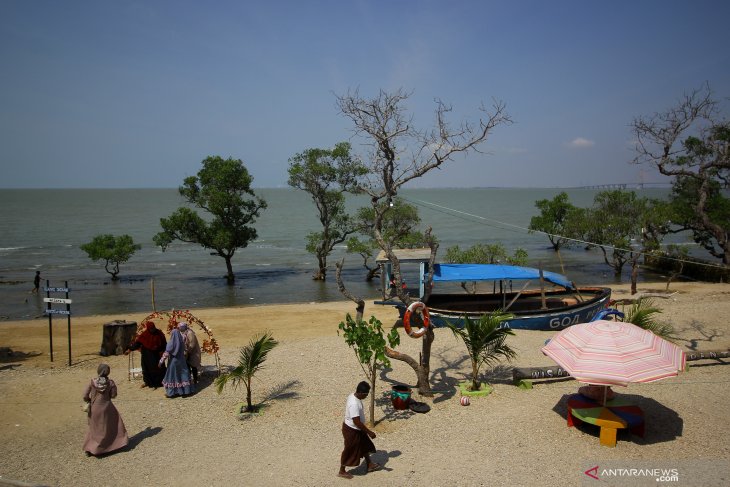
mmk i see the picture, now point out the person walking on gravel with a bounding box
[338,381,382,479]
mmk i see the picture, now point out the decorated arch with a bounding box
[140,309,221,372]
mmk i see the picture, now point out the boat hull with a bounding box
[389,287,612,331]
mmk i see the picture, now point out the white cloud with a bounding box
[566,137,595,148]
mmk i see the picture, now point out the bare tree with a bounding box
[631,85,730,264]
[335,88,511,395]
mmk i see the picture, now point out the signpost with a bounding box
[44,281,73,365]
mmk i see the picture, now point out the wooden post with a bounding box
[500,280,505,308]
[46,280,53,362]
[65,281,72,366]
[557,248,566,275]
[539,264,547,310]
[571,281,585,302]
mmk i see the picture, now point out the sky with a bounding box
[1,0,729,189]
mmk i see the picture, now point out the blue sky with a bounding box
[1,0,728,189]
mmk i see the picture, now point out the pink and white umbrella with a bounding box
[541,320,686,388]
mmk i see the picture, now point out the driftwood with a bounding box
[513,349,730,384]
[612,292,678,305]
[512,366,572,382]
[685,349,730,361]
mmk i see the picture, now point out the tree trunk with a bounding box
[368,363,376,427]
[105,260,120,281]
[225,256,235,285]
[246,383,253,412]
[335,258,365,321]
[471,360,480,391]
[385,325,434,397]
[630,259,639,295]
[336,232,438,397]
[313,254,327,280]
[381,232,438,396]
[99,320,137,356]
[666,261,684,291]
[365,267,378,282]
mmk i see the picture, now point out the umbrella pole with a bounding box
[602,385,608,406]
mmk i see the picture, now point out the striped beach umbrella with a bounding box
[541,319,686,388]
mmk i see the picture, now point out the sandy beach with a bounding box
[1,281,729,487]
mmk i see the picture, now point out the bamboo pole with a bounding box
[151,278,156,312]
[539,264,547,310]
[504,281,532,312]
[557,248,566,275]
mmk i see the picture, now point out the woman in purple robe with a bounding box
[159,327,195,398]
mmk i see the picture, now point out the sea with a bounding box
[0,187,692,320]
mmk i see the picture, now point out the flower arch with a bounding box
[140,309,221,373]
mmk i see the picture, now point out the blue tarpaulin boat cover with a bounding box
[431,264,574,289]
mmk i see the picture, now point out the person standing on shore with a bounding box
[31,271,41,293]
[178,322,201,384]
[124,321,167,389]
[159,327,195,398]
[338,381,381,479]
[82,363,129,457]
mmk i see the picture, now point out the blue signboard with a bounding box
[45,309,71,316]
[45,287,70,292]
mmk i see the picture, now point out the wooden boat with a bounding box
[377,261,611,331]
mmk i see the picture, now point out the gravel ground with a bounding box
[0,282,729,487]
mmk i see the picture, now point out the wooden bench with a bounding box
[566,394,645,447]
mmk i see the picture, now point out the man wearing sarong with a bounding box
[338,381,381,479]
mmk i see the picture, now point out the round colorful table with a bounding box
[566,394,645,447]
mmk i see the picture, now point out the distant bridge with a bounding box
[573,182,672,190]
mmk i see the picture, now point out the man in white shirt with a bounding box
[338,381,381,479]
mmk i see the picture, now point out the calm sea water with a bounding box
[0,187,687,320]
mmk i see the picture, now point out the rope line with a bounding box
[402,196,727,271]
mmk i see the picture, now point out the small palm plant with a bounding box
[215,331,278,413]
[623,298,677,342]
[446,311,517,392]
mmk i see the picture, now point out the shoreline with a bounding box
[1,281,728,367]
[0,272,704,322]
[1,281,729,486]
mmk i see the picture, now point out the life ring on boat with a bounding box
[403,301,430,338]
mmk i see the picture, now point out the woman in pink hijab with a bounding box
[82,363,128,456]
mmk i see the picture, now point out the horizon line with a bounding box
[0,184,669,191]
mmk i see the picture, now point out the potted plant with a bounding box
[446,312,517,397]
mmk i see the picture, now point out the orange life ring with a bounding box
[403,301,430,338]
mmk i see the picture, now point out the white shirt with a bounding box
[343,393,365,430]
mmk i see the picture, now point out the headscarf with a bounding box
[93,363,110,392]
[136,321,166,351]
[165,328,185,359]
[177,322,190,347]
